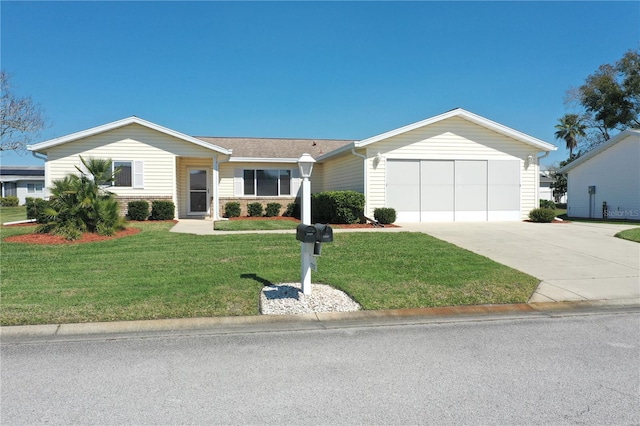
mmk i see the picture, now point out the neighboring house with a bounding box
[558,129,640,220]
[539,171,567,204]
[0,166,45,205]
[27,108,557,222]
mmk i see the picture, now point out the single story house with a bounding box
[27,108,557,222]
[539,171,567,204]
[558,129,640,220]
[0,166,45,205]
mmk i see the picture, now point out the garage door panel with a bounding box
[421,161,454,218]
[488,160,520,217]
[386,160,420,221]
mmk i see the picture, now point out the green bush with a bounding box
[26,198,50,223]
[529,208,557,223]
[150,200,175,220]
[374,207,397,224]
[312,190,365,224]
[224,202,241,218]
[265,202,282,217]
[283,201,300,219]
[127,200,149,221]
[539,199,556,210]
[247,202,263,217]
[1,196,19,207]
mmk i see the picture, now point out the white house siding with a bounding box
[566,134,640,219]
[317,151,364,193]
[44,123,222,217]
[366,116,539,220]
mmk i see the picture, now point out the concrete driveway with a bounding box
[399,221,640,303]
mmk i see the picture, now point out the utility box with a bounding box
[588,186,596,194]
[296,224,318,243]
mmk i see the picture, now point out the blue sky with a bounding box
[1,1,638,167]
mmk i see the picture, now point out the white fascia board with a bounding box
[228,157,299,163]
[315,143,357,161]
[353,108,557,152]
[27,116,232,155]
[558,129,640,174]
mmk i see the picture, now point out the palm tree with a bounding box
[554,114,586,159]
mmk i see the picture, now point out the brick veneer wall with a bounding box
[219,197,297,217]
[116,196,174,217]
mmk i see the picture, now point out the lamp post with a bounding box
[298,153,316,295]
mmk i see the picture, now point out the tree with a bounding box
[38,156,125,240]
[554,114,586,158]
[0,70,47,152]
[562,48,640,151]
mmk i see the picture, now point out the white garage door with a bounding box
[386,160,520,222]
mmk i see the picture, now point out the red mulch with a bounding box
[4,227,141,245]
[227,216,399,228]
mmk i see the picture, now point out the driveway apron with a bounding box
[400,221,640,303]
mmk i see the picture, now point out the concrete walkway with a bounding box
[400,221,640,303]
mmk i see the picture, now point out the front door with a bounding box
[188,169,209,215]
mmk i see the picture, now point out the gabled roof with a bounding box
[196,136,353,162]
[558,129,640,174]
[317,108,556,160]
[27,116,232,155]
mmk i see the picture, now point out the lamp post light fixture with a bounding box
[298,153,316,295]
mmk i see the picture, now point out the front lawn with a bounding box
[1,222,539,325]
[0,206,27,224]
[214,218,299,231]
[615,228,640,243]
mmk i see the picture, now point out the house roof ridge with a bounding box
[195,135,356,142]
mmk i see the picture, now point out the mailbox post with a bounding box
[298,153,316,295]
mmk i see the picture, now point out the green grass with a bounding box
[615,228,640,243]
[1,222,539,325]
[0,206,28,224]
[557,213,640,225]
[214,219,299,231]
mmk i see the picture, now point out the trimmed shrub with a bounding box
[284,201,300,219]
[127,200,149,221]
[539,199,556,210]
[312,190,365,224]
[26,198,49,223]
[150,200,175,220]
[1,196,19,207]
[224,202,241,218]
[247,202,263,217]
[529,208,556,223]
[374,207,397,224]
[265,202,282,217]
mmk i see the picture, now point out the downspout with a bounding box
[213,153,232,221]
[31,151,49,199]
[535,151,550,208]
[351,148,367,216]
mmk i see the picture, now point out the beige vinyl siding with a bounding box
[176,157,215,218]
[218,162,300,198]
[318,151,364,193]
[45,123,219,198]
[366,116,539,219]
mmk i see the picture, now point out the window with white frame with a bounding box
[27,183,44,193]
[242,169,292,196]
[111,161,143,188]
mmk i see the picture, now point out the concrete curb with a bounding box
[2,298,638,340]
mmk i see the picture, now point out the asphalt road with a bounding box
[2,311,639,425]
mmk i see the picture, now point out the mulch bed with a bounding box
[226,216,399,228]
[4,227,141,245]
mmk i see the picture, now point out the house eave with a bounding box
[27,116,232,155]
[558,129,640,174]
[228,157,300,163]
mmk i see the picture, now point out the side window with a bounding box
[113,161,133,187]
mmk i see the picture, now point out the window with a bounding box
[27,183,43,193]
[113,161,132,187]
[110,161,143,188]
[242,169,292,196]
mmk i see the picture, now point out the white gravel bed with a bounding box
[260,282,361,315]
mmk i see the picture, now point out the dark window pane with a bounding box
[244,170,255,195]
[280,170,291,195]
[256,169,278,196]
[190,170,207,190]
[114,162,132,187]
[190,192,207,212]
